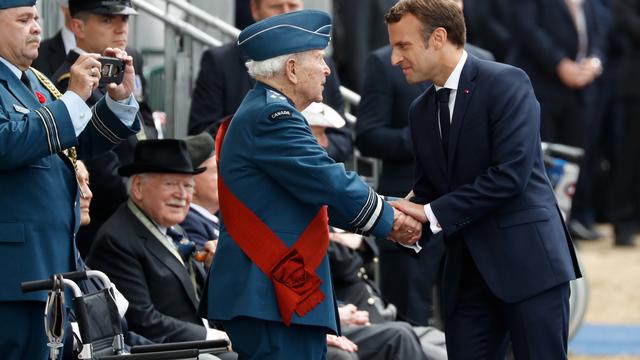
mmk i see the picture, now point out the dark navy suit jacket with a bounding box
[409,55,581,315]
[188,42,353,163]
[508,0,606,101]
[180,207,219,248]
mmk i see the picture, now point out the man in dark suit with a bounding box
[52,0,160,258]
[188,0,353,163]
[86,139,231,347]
[386,0,581,358]
[0,1,142,359]
[509,0,607,239]
[32,0,74,78]
[356,6,494,325]
[608,0,640,246]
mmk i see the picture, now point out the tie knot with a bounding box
[167,227,196,261]
[167,227,184,243]
[436,88,450,104]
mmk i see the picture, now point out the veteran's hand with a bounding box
[104,47,136,101]
[327,335,358,353]
[203,240,217,269]
[68,53,102,101]
[388,208,422,245]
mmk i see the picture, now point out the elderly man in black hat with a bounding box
[0,1,141,359]
[86,139,231,351]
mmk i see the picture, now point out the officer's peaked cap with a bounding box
[238,10,332,61]
[69,0,137,16]
[0,0,36,10]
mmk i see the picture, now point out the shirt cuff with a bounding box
[425,203,442,234]
[61,91,92,137]
[398,241,422,253]
[105,93,139,128]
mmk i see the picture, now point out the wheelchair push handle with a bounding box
[21,270,88,293]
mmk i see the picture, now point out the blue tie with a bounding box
[167,227,195,262]
[436,88,451,159]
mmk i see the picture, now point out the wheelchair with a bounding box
[21,270,229,360]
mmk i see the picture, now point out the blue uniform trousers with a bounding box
[0,301,57,360]
[223,316,327,360]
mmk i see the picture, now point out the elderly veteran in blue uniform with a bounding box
[0,1,141,359]
[204,10,422,360]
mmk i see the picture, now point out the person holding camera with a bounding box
[51,0,161,259]
[0,1,141,359]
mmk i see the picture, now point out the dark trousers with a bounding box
[222,316,327,360]
[0,301,52,360]
[444,245,570,360]
[609,101,640,222]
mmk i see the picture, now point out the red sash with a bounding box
[215,117,329,326]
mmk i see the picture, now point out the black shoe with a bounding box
[569,219,602,240]
[614,222,636,247]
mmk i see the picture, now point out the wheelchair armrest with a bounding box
[130,339,229,354]
[97,348,199,360]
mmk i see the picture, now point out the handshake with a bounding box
[387,198,428,246]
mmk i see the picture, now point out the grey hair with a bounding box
[126,173,148,196]
[245,52,307,79]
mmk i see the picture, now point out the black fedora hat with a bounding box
[118,139,206,177]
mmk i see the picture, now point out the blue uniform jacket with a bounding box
[205,83,394,333]
[0,62,140,302]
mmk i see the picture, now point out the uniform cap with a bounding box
[69,0,137,16]
[238,9,331,61]
[0,0,37,10]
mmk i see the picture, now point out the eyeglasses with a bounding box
[161,180,195,194]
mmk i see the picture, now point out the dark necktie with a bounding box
[436,88,451,158]
[167,227,195,262]
[20,71,33,93]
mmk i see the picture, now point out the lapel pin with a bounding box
[464,89,470,94]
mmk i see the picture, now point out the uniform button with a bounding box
[373,257,379,263]
[363,274,368,280]
[367,297,375,305]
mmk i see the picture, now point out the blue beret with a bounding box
[238,9,331,61]
[0,0,36,9]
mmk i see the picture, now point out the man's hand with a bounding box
[327,334,358,352]
[68,53,102,101]
[104,47,136,101]
[390,198,427,223]
[203,240,217,269]
[388,207,422,245]
[557,58,595,89]
[338,304,370,326]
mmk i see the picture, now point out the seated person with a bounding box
[330,241,447,360]
[181,132,220,249]
[86,139,230,350]
[63,160,158,360]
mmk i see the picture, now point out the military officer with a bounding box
[204,9,422,359]
[0,1,141,359]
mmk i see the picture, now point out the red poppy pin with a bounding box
[464,89,470,94]
[35,91,46,104]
